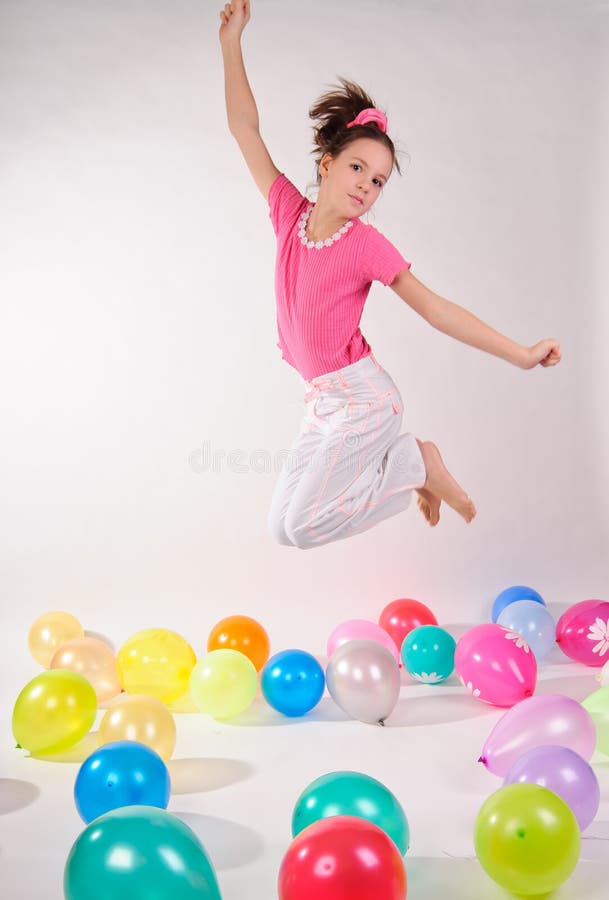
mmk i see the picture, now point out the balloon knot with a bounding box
[378,719,386,727]
[478,756,486,765]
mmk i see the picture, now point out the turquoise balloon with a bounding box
[292,770,409,855]
[64,806,222,899]
[401,625,456,683]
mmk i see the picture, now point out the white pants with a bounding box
[268,354,426,549]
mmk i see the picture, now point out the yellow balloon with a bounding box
[117,628,196,704]
[190,649,258,719]
[50,637,121,703]
[98,693,177,762]
[28,611,84,667]
[12,670,97,754]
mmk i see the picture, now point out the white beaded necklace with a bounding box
[297,204,354,250]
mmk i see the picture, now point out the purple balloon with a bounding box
[479,693,597,776]
[503,745,600,831]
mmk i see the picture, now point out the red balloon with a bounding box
[379,599,438,654]
[278,816,407,900]
[556,599,609,666]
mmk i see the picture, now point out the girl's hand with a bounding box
[219,0,251,44]
[522,339,562,369]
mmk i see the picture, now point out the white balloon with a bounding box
[326,640,400,725]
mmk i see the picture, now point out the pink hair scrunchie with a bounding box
[346,107,388,133]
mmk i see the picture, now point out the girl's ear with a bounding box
[319,152,333,179]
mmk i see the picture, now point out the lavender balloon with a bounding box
[479,694,597,776]
[503,745,600,831]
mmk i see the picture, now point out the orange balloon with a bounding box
[28,611,84,667]
[98,694,177,762]
[207,615,270,671]
[50,637,121,703]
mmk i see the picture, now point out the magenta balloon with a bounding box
[455,624,537,707]
[479,694,597,776]
[556,599,609,666]
[503,745,600,831]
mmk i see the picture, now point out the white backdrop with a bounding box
[1,0,608,667]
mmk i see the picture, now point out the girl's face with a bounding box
[320,138,393,218]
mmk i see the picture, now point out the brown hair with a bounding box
[309,77,401,184]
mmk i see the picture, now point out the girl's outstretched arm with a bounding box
[219,0,281,200]
[390,268,561,370]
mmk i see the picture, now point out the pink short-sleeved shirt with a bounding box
[268,174,411,381]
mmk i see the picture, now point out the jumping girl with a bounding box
[219,0,561,550]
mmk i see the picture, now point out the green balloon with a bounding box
[292,770,409,855]
[582,686,609,757]
[401,625,456,683]
[64,806,222,899]
[474,784,580,896]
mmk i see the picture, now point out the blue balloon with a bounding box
[74,740,170,823]
[401,625,456,683]
[261,649,325,717]
[497,600,556,660]
[492,585,545,623]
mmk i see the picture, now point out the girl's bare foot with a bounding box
[416,488,441,526]
[416,440,477,524]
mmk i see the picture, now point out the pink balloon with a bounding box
[556,599,609,667]
[479,694,597,776]
[327,619,400,663]
[455,624,537,707]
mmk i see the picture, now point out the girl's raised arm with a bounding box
[219,1,281,200]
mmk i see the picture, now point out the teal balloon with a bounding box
[292,770,409,855]
[401,625,456,683]
[64,806,222,899]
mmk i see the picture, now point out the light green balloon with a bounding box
[189,649,257,719]
[64,806,221,899]
[474,783,580,895]
[292,770,409,854]
[12,669,97,754]
[582,686,609,756]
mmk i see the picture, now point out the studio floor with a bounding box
[1,641,609,900]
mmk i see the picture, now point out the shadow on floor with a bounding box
[31,731,99,764]
[387,693,493,728]
[172,809,264,870]
[0,778,40,815]
[225,696,350,727]
[168,756,255,794]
